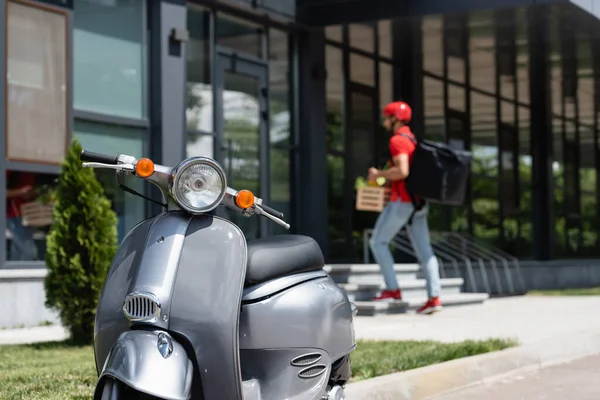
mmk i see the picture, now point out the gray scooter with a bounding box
[80,150,357,400]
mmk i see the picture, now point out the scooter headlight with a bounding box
[170,157,227,213]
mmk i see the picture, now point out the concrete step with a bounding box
[325,264,421,283]
[353,293,489,316]
[339,278,464,301]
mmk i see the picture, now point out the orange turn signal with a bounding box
[135,158,155,178]
[235,190,255,209]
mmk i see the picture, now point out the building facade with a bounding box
[3,0,600,272]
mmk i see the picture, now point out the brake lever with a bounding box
[254,205,290,230]
[82,162,135,172]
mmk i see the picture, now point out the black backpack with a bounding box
[400,134,473,222]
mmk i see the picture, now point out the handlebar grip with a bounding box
[261,204,284,220]
[81,149,119,165]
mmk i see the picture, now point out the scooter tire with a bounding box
[99,377,162,400]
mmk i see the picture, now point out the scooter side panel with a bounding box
[94,217,155,374]
[239,275,355,360]
[169,216,247,400]
[240,348,331,400]
[239,276,355,399]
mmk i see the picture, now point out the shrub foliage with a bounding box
[44,138,118,344]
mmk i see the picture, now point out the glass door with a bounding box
[215,53,268,240]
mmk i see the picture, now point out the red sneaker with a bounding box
[416,297,443,314]
[372,289,402,301]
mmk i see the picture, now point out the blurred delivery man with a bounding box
[367,101,442,315]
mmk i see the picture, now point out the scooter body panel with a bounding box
[239,275,356,400]
[94,212,248,400]
[95,330,193,400]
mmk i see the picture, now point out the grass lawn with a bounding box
[0,338,517,399]
[351,338,518,381]
[527,287,600,296]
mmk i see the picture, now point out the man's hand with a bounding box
[368,168,380,182]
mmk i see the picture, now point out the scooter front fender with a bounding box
[94,330,193,400]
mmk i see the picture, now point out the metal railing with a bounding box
[362,229,526,295]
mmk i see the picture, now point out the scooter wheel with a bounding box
[99,378,162,400]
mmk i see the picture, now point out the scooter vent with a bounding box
[298,364,327,379]
[291,353,322,366]
[123,292,161,323]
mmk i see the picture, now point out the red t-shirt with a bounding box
[388,126,417,203]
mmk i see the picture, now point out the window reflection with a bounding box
[378,20,392,58]
[471,92,498,177]
[325,25,342,42]
[350,53,375,86]
[326,46,344,151]
[269,28,292,235]
[216,14,264,59]
[187,6,212,133]
[422,15,443,75]
[469,10,495,93]
[349,23,374,53]
[6,170,57,262]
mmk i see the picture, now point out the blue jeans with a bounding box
[369,201,441,298]
[7,217,38,261]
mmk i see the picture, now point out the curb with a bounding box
[345,327,600,400]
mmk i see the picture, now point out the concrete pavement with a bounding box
[430,353,600,400]
[0,325,69,345]
[354,295,600,343]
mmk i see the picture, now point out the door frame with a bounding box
[344,82,379,259]
[214,48,270,237]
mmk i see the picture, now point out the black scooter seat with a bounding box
[245,235,324,287]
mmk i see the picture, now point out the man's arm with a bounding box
[378,154,409,181]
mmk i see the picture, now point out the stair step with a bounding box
[339,278,464,301]
[325,264,421,282]
[325,264,420,274]
[339,278,463,292]
[353,293,489,316]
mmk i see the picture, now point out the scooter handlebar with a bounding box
[81,149,119,165]
[260,204,284,220]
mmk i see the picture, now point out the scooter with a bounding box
[81,150,357,400]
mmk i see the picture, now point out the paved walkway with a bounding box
[430,353,600,400]
[354,296,600,344]
[2,296,600,346]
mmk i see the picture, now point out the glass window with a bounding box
[73,0,147,119]
[349,23,374,53]
[349,53,375,86]
[378,20,392,58]
[6,170,58,262]
[422,15,443,75]
[423,77,445,142]
[326,46,344,151]
[6,0,68,164]
[187,133,214,158]
[325,25,342,42]
[379,62,393,114]
[216,14,264,59]
[187,6,212,133]
[471,92,498,178]
[448,84,465,112]
[269,29,291,146]
[269,29,292,235]
[469,10,496,93]
[74,120,146,241]
[327,154,345,261]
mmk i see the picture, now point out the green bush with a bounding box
[44,138,118,344]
